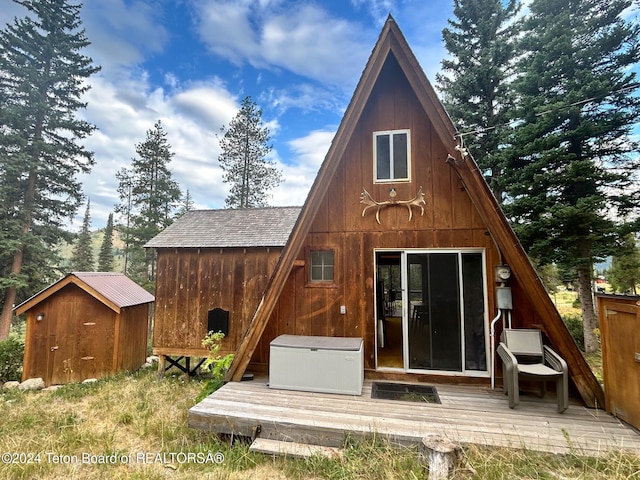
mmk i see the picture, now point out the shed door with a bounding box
[601,301,640,429]
[48,299,79,385]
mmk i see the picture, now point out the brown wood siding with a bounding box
[153,247,282,357]
[249,54,540,373]
[597,295,640,429]
[22,284,117,385]
[115,303,150,372]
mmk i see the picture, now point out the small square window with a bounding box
[310,250,334,282]
[374,129,410,182]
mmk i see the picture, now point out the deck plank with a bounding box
[189,379,640,456]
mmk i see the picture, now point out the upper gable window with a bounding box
[374,129,410,183]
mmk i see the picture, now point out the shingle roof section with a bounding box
[144,207,302,248]
[72,272,155,308]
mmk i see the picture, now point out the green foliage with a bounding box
[501,0,640,354]
[196,331,234,402]
[218,96,282,208]
[0,0,100,337]
[504,0,640,271]
[97,212,115,271]
[0,337,24,383]
[534,262,562,294]
[607,233,640,294]
[70,199,94,271]
[437,0,520,203]
[115,120,181,285]
[562,313,585,351]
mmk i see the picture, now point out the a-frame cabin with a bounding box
[224,16,604,408]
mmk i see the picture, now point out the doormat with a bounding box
[371,382,441,404]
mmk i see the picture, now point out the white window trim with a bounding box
[373,129,411,183]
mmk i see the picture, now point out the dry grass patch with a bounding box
[0,369,267,479]
[1,368,639,479]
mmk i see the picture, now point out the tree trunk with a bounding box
[0,246,25,339]
[0,165,38,339]
[577,262,598,354]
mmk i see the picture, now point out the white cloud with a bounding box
[76,71,244,230]
[270,129,335,206]
[350,0,398,24]
[82,0,170,72]
[192,0,372,88]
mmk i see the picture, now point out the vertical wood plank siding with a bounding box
[249,55,502,370]
[153,247,283,357]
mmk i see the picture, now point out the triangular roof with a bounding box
[225,16,604,408]
[14,272,155,315]
[144,207,301,249]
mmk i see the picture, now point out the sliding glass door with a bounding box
[405,250,487,373]
[375,249,488,374]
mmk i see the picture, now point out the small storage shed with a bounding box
[144,207,301,371]
[15,272,154,386]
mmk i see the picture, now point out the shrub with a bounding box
[562,313,584,351]
[0,337,24,383]
[196,331,234,402]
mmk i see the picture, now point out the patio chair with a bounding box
[497,329,568,413]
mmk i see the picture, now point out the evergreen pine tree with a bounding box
[115,120,181,287]
[98,212,115,272]
[218,96,282,208]
[0,0,100,338]
[436,0,520,202]
[70,199,94,271]
[177,189,195,216]
[504,0,640,353]
[608,234,640,295]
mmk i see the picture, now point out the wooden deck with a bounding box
[188,378,640,456]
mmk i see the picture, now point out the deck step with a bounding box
[249,438,342,459]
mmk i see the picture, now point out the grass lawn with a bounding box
[1,367,638,479]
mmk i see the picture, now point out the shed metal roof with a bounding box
[72,272,155,308]
[14,272,154,315]
[144,207,302,249]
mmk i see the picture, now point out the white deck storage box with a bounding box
[269,335,364,395]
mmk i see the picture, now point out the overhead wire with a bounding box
[454,82,640,139]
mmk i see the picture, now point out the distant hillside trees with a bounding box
[70,200,95,271]
[218,96,282,208]
[0,0,100,339]
[115,120,182,289]
[98,213,115,272]
[607,234,640,295]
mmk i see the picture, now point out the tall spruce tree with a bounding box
[218,96,282,208]
[0,0,100,338]
[98,212,115,272]
[437,0,520,203]
[70,199,94,271]
[115,120,181,287]
[504,0,640,353]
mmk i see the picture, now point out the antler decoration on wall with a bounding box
[360,187,425,224]
[447,134,469,165]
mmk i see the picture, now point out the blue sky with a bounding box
[1,0,457,230]
[1,0,638,232]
